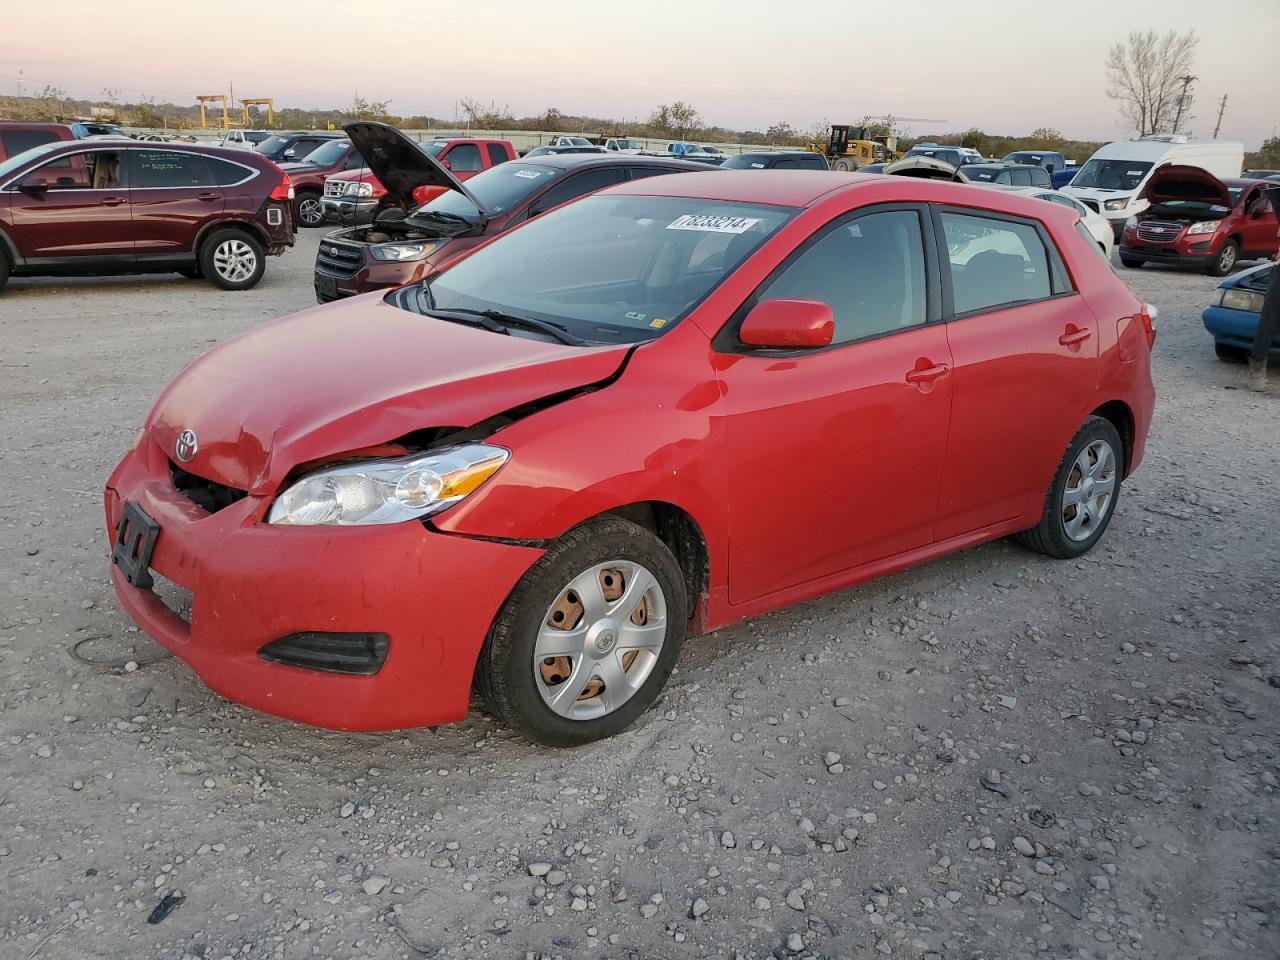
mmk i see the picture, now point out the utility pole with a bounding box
[1171,74,1196,134]
[1212,94,1228,139]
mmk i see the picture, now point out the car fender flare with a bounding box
[194,217,269,253]
[0,225,20,266]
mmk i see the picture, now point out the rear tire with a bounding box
[295,191,323,228]
[1207,239,1238,277]
[1014,416,1123,560]
[833,158,854,172]
[199,229,265,291]
[1214,342,1249,364]
[476,517,687,747]
[1119,256,1145,269]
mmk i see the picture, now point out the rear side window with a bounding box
[1029,168,1051,187]
[530,167,625,214]
[626,165,680,180]
[486,143,510,167]
[757,209,928,345]
[445,144,482,172]
[204,156,254,186]
[1,129,61,158]
[131,150,213,188]
[941,211,1058,315]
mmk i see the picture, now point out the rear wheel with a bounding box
[833,158,855,172]
[1119,256,1145,269]
[199,229,265,291]
[1207,239,1238,277]
[477,517,687,746]
[1215,342,1249,364]
[1015,416,1123,559]
[295,191,323,228]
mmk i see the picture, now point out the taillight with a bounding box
[1139,303,1157,347]
[270,172,294,202]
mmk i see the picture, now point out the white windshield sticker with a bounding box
[667,214,761,234]
[1127,169,1144,176]
[513,169,544,179]
[750,162,765,168]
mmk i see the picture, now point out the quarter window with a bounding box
[757,210,927,344]
[131,150,213,188]
[942,211,1056,314]
[204,156,254,186]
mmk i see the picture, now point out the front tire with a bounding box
[199,229,265,291]
[833,158,854,172]
[1014,416,1123,559]
[477,517,687,746]
[1207,239,1238,277]
[295,191,324,228]
[1119,255,1145,269]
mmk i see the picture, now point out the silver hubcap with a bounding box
[1219,245,1235,271]
[534,561,667,721]
[299,198,321,224]
[1061,439,1116,542]
[212,240,257,283]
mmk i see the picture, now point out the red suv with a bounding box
[279,138,365,228]
[314,122,705,302]
[320,137,516,225]
[1120,166,1279,275]
[0,121,76,162]
[0,140,295,292]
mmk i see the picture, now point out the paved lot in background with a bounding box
[1,229,1277,960]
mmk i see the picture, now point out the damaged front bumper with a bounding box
[104,433,543,731]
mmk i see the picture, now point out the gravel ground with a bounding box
[1,229,1277,960]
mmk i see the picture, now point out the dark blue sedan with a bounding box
[1203,262,1276,362]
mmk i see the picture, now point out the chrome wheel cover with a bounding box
[212,239,257,283]
[1061,439,1116,542]
[534,560,667,721]
[298,197,322,225]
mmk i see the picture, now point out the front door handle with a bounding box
[1059,326,1092,346]
[196,192,219,202]
[905,362,950,384]
[100,196,127,207]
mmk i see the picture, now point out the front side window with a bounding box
[444,143,482,173]
[754,210,927,344]
[22,151,124,190]
[942,211,1056,315]
[400,195,795,343]
[529,167,625,214]
[131,150,212,188]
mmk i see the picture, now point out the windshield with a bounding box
[398,195,796,344]
[1070,159,1152,191]
[256,135,290,156]
[722,155,768,169]
[614,139,640,150]
[1153,199,1231,217]
[426,141,448,157]
[303,139,351,166]
[1003,152,1043,165]
[0,142,64,182]
[414,161,558,220]
[965,168,1001,182]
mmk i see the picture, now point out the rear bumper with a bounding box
[105,435,542,731]
[1203,305,1278,355]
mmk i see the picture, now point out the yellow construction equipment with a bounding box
[240,97,274,127]
[197,94,229,130]
[809,125,884,171]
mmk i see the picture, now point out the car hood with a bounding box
[1140,164,1232,207]
[344,122,485,213]
[884,156,971,183]
[144,296,630,493]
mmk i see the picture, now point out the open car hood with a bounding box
[1141,164,1232,208]
[343,122,487,213]
[884,156,971,183]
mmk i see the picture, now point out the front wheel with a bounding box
[1207,239,1238,277]
[1119,255,1145,269]
[833,158,854,172]
[476,517,687,746]
[1014,416,1123,559]
[295,191,324,228]
[199,229,265,291]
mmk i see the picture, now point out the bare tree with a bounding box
[1105,29,1198,136]
[648,101,701,139]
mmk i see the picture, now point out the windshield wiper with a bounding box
[429,307,585,346]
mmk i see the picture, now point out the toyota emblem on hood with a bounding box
[175,429,199,463]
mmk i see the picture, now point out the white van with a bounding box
[1063,136,1243,236]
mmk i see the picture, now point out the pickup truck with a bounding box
[320,137,516,225]
[547,136,595,148]
[602,137,645,154]
[662,142,726,165]
[1001,150,1077,188]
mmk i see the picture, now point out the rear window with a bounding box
[1,129,61,158]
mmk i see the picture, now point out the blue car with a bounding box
[1202,261,1276,362]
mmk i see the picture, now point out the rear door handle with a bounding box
[905,363,950,384]
[1059,327,1092,346]
[100,196,127,207]
[196,192,219,202]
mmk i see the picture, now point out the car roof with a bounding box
[0,120,72,130]
[966,163,1040,172]
[28,138,271,163]
[516,153,707,172]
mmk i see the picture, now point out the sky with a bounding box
[2,0,1278,148]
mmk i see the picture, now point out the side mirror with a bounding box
[739,299,834,350]
[282,149,296,159]
[440,158,451,170]
[19,177,49,194]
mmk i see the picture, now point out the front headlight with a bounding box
[267,443,509,525]
[1104,198,1129,211]
[1124,216,1137,231]
[345,182,374,198]
[1221,289,1265,312]
[1186,220,1219,235]
[370,241,438,261]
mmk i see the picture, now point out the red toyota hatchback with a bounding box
[106,171,1156,745]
